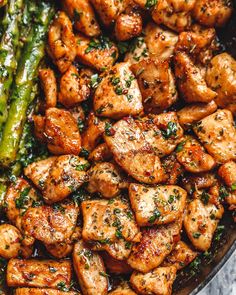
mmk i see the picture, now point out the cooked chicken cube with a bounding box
[62,0,101,37]
[81,112,108,152]
[90,0,124,26]
[206,53,236,108]
[94,62,143,119]
[109,282,137,295]
[32,115,46,142]
[124,36,149,65]
[182,172,217,194]
[162,241,197,270]
[129,184,187,226]
[48,11,76,73]
[115,13,142,41]
[44,108,81,155]
[76,34,118,72]
[218,161,236,188]
[131,58,177,113]
[82,199,140,244]
[127,221,181,272]
[177,101,217,130]
[104,117,166,184]
[102,252,132,274]
[174,52,217,103]
[184,198,224,251]
[144,22,178,61]
[152,0,196,32]
[73,240,108,295]
[193,109,236,163]
[45,242,74,259]
[162,154,184,185]
[22,202,79,245]
[43,155,89,203]
[88,143,113,163]
[4,178,41,232]
[87,162,125,198]
[58,65,90,108]
[130,266,177,295]
[24,157,57,190]
[15,289,78,295]
[132,0,147,9]
[193,0,233,27]
[39,68,57,109]
[7,259,72,288]
[176,136,216,173]
[0,224,32,259]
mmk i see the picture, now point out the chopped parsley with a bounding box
[149,208,161,223]
[231,183,236,191]
[85,35,113,54]
[145,0,157,9]
[15,187,31,209]
[200,191,210,205]
[192,232,201,239]
[161,122,178,139]
[76,162,90,171]
[105,122,115,136]
[90,73,102,89]
[57,281,69,292]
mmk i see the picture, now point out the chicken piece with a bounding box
[174,52,217,103]
[45,242,74,259]
[70,105,86,128]
[177,101,217,130]
[102,252,133,274]
[81,112,108,152]
[4,178,41,233]
[39,69,57,108]
[124,36,149,65]
[109,282,137,295]
[90,0,124,26]
[131,58,177,113]
[7,259,72,288]
[88,143,113,163]
[43,155,89,203]
[218,161,236,188]
[48,12,76,73]
[73,240,108,295]
[115,13,142,41]
[0,224,32,260]
[15,289,78,295]
[44,107,81,155]
[193,0,233,27]
[127,221,181,272]
[162,154,184,185]
[24,157,57,190]
[182,172,217,194]
[87,162,124,198]
[193,109,236,163]
[176,136,216,173]
[206,53,236,108]
[130,266,177,295]
[32,115,46,142]
[76,34,118,72]
[184,198,224,251]
[152,0,196,32]
[62,0,100,37]
[104,117,166,184]
[22,202,79,245]
[58,65,90,108]
[94,62,143,119]
[82,199,140,244]
[144,22,178,61]
[162,241,197,270]
[129,184,187,226]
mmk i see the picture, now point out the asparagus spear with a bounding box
[0,1,55,167]
[0,0,23,129]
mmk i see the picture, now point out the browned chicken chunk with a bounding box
[15,289,78,295]
[124,36,149,65]
[102,252,133,274]
[39,68,57,108]
[218,161,236,205]
[109,282,137,295]
[162,154,184,185]
[115,13,142,41]
[88,143,113,163]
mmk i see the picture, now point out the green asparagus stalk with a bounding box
[0,0,23,129]
[0,1,55,167]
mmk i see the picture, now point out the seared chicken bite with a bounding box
[174,52,217,103]
[130,266,177,295]
[206,53,236,108]
[102,252,133,274]
[162,240,197,270]
[115,13,143,41]
[76,34,118,72]
[58,65,90,108]
[193,0,233,27]
[62,0,101,37]
[184,198,224,251]
[193,109,236,163]
[88,143,113,163]
[44,108,81,155]
[7,259,72,288]
[131,58,177,113]
[124,36,149,65]
[48,11,76,73]
[94,62,143,119]
[218,161,236,205]
[43,155,89,203]
[162,154,184,185]
[73,240,108,295]
[39,68,57,109]
[127,221,181,272]
[109,282,137,294]
[15,289,78,295]
[129,183,187,226]
[182,172,217,194]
